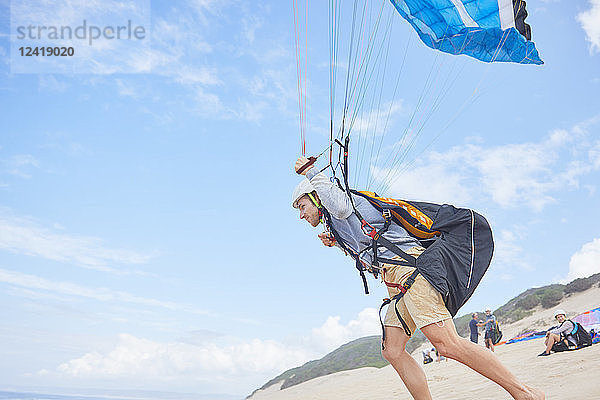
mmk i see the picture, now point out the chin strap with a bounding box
[307,192,319,207]
[307,192,324,222]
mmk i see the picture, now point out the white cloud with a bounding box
[0,210,152,273]
[3,154,40,179]
[11,0,153,74]
[350,101,405,138]
[0,268,185,311]
[236,100,268,123]
[56,333,310,378]
[238,66,297,121]
[371,119,600,210]
[50,333,311,396]
[578,0,600,54]
[565,238,600,281]
[49,307,381,391]
[194,87,228,117]
[474,141,558,211]
[29,1,295,123]
[491,229,533,274]
[242,13,263,44]
[307,308,380,353]
[188,0,227,24]
[136,4,294,122]
[590,139,600,169]
[39,75,69,92]
[115,79,139,98]
[12,0,285,122]
[121,48,175,74]
[372,160,470,204]
[172,65,221,86]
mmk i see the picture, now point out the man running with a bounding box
[292,156,544,400]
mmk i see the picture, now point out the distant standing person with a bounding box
[478,308,497,352]
[470,313,480,344]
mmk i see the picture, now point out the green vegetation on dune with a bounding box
[495,273,600,322]
[565,274,600,294]
[249,273,600,398]
[248,336,388,398]
[280,336,388,389]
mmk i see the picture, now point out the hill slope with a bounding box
[249,273,600,397]
[247,336,387,398]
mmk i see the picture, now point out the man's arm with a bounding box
[480,315,495,329]
[318,232,336,247]
[295,156,352,219]
[547,321,574,337]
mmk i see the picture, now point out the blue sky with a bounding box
[0,0,599,398]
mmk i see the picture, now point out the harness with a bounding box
[322,204,419,347]
[564,319,592,348]
[378,269,420,346]
[317,139,423,346]
[306,137,442,347]
[334,137,419,288]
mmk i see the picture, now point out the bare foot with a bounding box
[523,385,545,400]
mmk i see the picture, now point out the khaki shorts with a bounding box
[382,246,452,334]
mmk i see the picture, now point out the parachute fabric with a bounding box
[388,0,543,64]
[573,306,600,334]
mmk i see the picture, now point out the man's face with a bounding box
[556,314,566,323]
[473,313,478,319]
[485,310,491,316]
[296,195,320,227]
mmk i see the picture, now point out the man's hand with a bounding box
[318,232,336,247]
[295,156,314,175]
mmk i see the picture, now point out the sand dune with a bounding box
[250,286,600,400]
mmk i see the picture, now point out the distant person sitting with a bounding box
[538,309,576,356]
[470,313,480,344]
[478,308,497,352]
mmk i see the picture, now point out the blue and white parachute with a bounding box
[389,0,543,64]
[292,0,544,194]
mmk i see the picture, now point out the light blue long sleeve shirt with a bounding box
[306,169,420,267]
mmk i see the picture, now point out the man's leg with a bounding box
[382,326,432,400]
[544,333,560,353]
[486,337,495,352]
[421,319,544,400]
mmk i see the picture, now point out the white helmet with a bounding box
[485,307,492,312]
[554,309,566,318]
[292,179,315,208]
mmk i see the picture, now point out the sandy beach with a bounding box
[250,287,600,400]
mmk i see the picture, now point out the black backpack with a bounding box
[350,190,494,316]
[569,320,592,348]
[492,320,503,345]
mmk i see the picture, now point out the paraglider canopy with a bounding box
[292,0,543,194]
[388,0,542,64]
